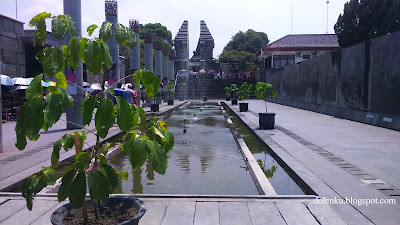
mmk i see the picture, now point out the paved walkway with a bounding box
[228,99,400,225]
[0,194,345,225]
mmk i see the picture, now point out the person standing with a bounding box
[124,84,138,105]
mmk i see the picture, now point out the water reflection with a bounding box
[109,102,259,195]
[257,159,277,178]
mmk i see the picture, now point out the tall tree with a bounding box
[219,29,269,73]
[120,23,173,70]
[334,0,400,47]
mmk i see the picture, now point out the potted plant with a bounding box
[224,86,231,101]
[229,84,239,105]
[237,82,253,112]
[177,82,186,101]
[151,91,162,112]
[16,12,174,224]
[166,80,175,105]
[254,82,277,129]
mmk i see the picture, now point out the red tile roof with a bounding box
[263,34,340,51]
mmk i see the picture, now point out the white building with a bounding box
[259,34,340,69]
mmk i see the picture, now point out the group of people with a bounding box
[111,83,138,105]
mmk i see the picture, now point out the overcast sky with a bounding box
[0,0,349,58]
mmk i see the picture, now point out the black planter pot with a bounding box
[239,102,248,112]
[231,98,238,105]
[259,113,275,129]
[51,196,146,225]
[168,99,174,105]
[226,97,231,101]
[203,96,208,101]
[151,104,159,112]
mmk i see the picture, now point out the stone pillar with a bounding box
[129,19,140,105]
[64,0,83,129]
[129,19,140,72]
[144,33,153,72]
[154,41,162,79]
[162,47,169,102]
[105,0,120,84]
[168,50,175,81]
[144,34,154,106]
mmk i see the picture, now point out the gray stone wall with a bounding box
[259,31,400,130]
[0,15,25,77]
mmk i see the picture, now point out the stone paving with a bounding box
[228,99,400,225]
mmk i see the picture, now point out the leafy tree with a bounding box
[220,29,269,73]
[334,0,400,47]
[219,50,256,73]
[120,23,173,70]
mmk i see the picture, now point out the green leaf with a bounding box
[25,98,44,141]
[48,87,62,96]
[68,37,80,70]
[43,47,64,76]
[99,21,112,41]
[116,97,134,132]
[29,12,51,27]
[61,133,75,151]
[75,152,91,166]
[100,41,113,69]
[51,140,62,167]
[75,130,86,148]
[98,154,108,165]
[87,24,98,36]
[64,15,76,36]
[99,164,118,194]
[102,142,111,155]
[79,39,88,63]
[79,95,97,126]
[43,167,57,185]
[58,169,76,202]
[60,89,74,108]
[95,98,115,138]
[115,23,127,45]
[133,111,139,127]
[43,93,63,131]
[148,140,168,175]
[153,127,167,142]
[87,170,109,203]
[51,16,66,39]
[119,171,129,180]
[159,120,167,131]
[132,71,141,93]
[85,41,102,75]
[124,137,148,171]
[141,70,160,99]
[35,50,45,64]
[15,102,28,150]
[26,74,44,100]
[69,171,86,209]
[55,72,68,89]
[127,28,137,49]
[163,131,174,153]
[36,18,47,46]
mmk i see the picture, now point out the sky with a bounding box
[0,0,350,58]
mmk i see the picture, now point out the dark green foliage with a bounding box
[335,0,400,47]
[220,29,269,73]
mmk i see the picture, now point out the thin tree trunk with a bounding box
[74,133,88,225]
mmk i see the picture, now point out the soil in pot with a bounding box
[62,202,138,225]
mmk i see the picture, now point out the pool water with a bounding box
[109,102,259,195]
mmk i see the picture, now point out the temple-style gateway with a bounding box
[174,20,218,73]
